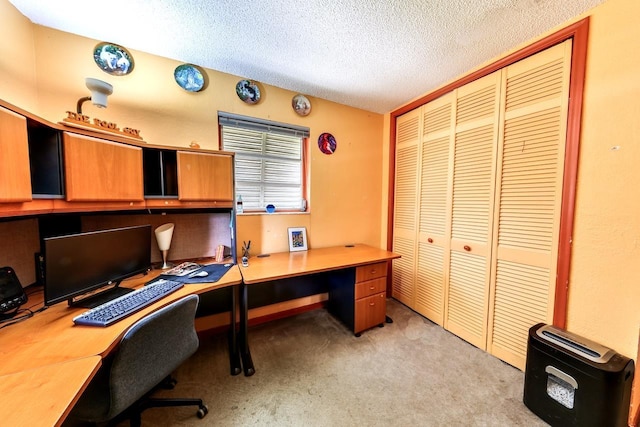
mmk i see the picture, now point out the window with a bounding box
[219,112,309,212]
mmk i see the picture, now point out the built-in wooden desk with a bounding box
[238,244,400,376]
[0,356,101,427]
[0,265,242,425]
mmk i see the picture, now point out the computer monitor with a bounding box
[44,224,151,308]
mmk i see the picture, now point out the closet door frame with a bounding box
[387,18,589,328]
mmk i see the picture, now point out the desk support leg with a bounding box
[239,282,255,376]
[229,285,242,376]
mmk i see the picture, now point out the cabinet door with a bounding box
[487,41,572,370]
[0,106,32,202]
[444,71,501,350]
[415,93,454,326]
[355,292,386,333]
[392,109,421,307]
[63,133,143,201]
[177,152,233,201]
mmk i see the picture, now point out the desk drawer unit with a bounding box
[328,262,388,336]
[354,263,387,334]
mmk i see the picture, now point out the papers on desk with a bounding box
[163,262,202,277]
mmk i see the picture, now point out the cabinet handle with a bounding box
[369,302,376,306]
[464,245,471,252]
[369,286,375,290]
[370,269,376,274]
[427,238,433,243]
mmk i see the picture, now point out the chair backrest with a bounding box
[107,294,200,418]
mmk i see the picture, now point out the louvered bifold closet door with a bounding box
[392,109,421,307]
[445,71,501,349]
[415,93,454,326]
[487,41,572,370]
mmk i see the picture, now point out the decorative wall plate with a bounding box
[93,42,134,76]
[318,133,337,155]
[174,64,205,92]
[292,94,311,116]
[236,80,261,104]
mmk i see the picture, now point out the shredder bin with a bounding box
[523,323,634,427]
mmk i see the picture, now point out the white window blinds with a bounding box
[219,112,309,211]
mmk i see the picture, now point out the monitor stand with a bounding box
[69,285,134,309]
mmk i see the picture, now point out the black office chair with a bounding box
[68,294,208,426]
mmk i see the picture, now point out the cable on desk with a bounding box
[0,306,48,329]
[0,308,33,328]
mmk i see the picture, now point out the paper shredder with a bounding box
[523,323,634,426]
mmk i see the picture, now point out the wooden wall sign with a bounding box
[62,111,143,140]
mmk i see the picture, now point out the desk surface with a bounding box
[0,264,241,426]
[0,356,102,427]
[0,264,241,377]
[239,244,400,284]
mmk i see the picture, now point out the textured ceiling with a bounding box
[8,0,606,114]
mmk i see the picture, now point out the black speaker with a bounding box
[0,267,28,315]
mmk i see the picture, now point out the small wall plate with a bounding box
[236,80,261,104]
[318,132,337,155]
[292,94,311,116]
[93,42,134,76]
[174,64,206,92]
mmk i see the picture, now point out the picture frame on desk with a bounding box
[288,227,308,252]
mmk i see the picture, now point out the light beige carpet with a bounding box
[133,299,548,426]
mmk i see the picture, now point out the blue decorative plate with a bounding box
[174,64,205,92]
[236,80,261,104]
[93,42,134,76]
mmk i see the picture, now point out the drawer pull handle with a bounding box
[370,270,376,274]
[369,286,375,290]
[369,302,375,306]
[427,238,433,243]
[464,245,471,252]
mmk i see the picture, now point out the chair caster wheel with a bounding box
[161,376,177,389]
[197,404,208,419]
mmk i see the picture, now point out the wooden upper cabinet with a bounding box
[177,151,233,201]
[63,132,144,202]
[0,106,32,202]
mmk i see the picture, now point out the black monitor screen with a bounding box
[44,225,151,306]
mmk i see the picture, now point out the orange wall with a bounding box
[567,0,639,362]
[0,0,38,111]
[0,0,384,258]
[385,0,640,360]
